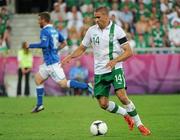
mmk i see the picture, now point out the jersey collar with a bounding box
[96,21,112,30]
[43,24,53,29]
[106,21,112,29]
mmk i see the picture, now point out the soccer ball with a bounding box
[90,120,108,136]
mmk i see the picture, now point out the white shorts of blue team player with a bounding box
[39,62,66,82]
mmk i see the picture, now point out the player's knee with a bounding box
[35,74,43,85]
[98,97,109,109]
[116,89,130,105]
[119,96,130,105]
[58,80,68,88]
[99,102,108,110]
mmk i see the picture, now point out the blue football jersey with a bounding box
[29,24,64,65]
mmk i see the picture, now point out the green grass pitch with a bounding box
[0,95,180,140]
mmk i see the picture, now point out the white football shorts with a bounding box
[39,62,66,82]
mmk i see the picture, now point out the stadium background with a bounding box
[0,1,180,140]
[0,0,179,96]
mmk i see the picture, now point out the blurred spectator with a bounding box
[135,15,149,35]
[143,0,151,5]
[119,5,133,25]
[110,14,122,26]
[135,2,150,21]
[3,0,180,56]
[69,60,89,95]
[0,16,6,37]
[67,6,83,31]
[148,16,157,33]
[119,0,137,13]
[81,4,94,18]
[123,22,131,34]
[135,34,150,53]
[0,6,10,26]
[58,0,66,14]
[109,2,122,26]
[150,6,161,21]
[3,25,11,49]
[162,14,171,48]
[17,42,33,96]
[65,0,81,10]
[146,0,160,12]
[50,2,66,26]
[0,36,8,53]
[94,0,110,9]
[127,33,136,51]
[160,0,174,14]
[80,17,92,40]
[160,0,170,14]
[150,20,165,48]
[57,22,68,40]
[168,18,180,47]
[67,26,80,52]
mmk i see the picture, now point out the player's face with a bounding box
[38,17,44,28]
[94,12,108,29]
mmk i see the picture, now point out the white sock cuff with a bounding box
[106,101,115,112]
[124,101,135,112]
[133,115,143,127]
[67,80,70,88]
[36,85,44,89]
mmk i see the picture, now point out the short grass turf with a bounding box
[0,95,180,140]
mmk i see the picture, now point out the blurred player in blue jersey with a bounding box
[28,12,93,113]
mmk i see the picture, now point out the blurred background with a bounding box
[0,0,179,97]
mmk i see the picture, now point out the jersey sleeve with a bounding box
[58,31,65,43]
[116,25,128,45]
[29,29,49,48]
[82,28,91,48]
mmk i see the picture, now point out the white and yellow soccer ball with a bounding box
[90,120,108,136]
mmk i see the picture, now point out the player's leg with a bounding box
[97,95,128,116]
[116,89,151,136]
[113,68,150,135]
[31,72,46,113]
[32,64,48,113]
[94,74,134,130]
[57,78,93,94]
[51,63,93,94]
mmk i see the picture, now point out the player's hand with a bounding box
[106,60,117,70]
[61,55,72,66]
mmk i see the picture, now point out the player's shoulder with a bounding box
[88,24,98,32]
[114,23,123,31]
[114,23,126,35]
[42,26,56,35]
[41,27,49,34]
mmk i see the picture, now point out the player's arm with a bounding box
[29,30,49,49]
[106,43,133,70]
[59,41,67,49]
[61,43,86,66]
[115,42,133,61]
[58,32,67,49]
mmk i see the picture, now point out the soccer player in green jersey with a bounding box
[62,7,151,136]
